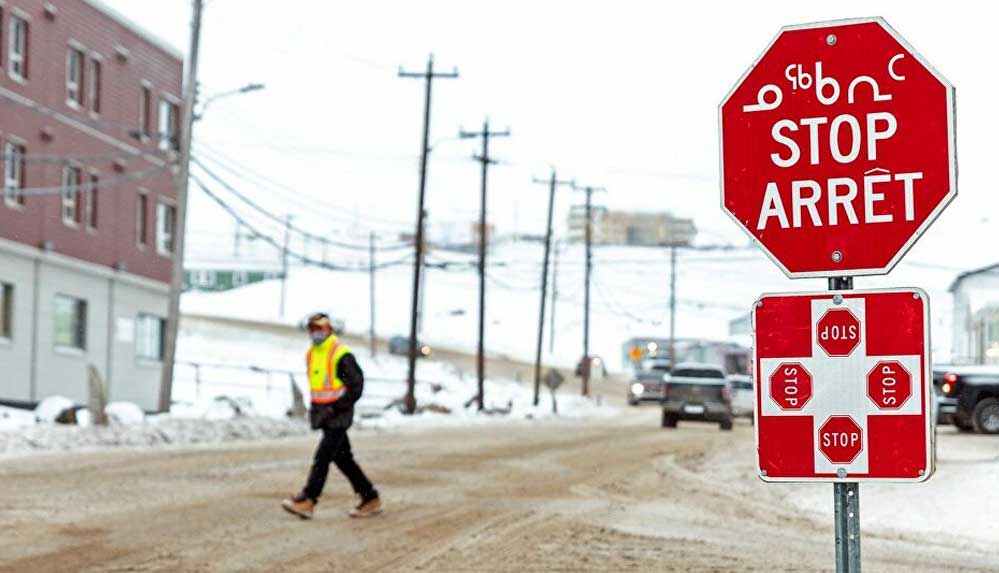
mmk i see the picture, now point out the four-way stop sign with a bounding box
[753,288,933,482]
[720,18,956,277]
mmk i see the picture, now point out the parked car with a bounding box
[388,336,431,358]
[727,374,754,421]
[933,366,999,434]
[641,358,672,373]
[628,370,667,406]
[661,363,733,431]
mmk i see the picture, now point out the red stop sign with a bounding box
[867,360,912,409]
[769,362,812,410]
[816,308,861,357]
[818,416,863,464]
[720,18,956,277]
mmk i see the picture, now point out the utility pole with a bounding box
[573,184,605,397]
[399,55,458,414]
[417,210,428,337]
[279,214,293,318]
[532,170,573,406]
[159,0,203,413]
[369,231,376,358]
[669,243,677,368]
[549,239,560,354]
[460,119,510,411]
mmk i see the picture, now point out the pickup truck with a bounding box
[933,366,999,434]
[661,363,733,431]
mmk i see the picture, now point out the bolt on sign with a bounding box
[720,18,956,277]
[753,289,933,482]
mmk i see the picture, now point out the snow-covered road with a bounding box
[1,407,995,572]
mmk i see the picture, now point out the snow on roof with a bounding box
[949,262,999,293]
[82,0,184,62]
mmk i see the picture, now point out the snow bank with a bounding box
[33,396,75,423]
[106,402,146,425]
[778,429,999,547]
[0,406,35,431]
[0,416,310,456]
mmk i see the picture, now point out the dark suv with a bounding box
[933,366,999,434]
[661,363,733,431]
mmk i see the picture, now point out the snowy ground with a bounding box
[0,314,614,456]
[696,422,999,550]
[182,242,967,372]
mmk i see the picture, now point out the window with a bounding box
[87,59,101,113]
[84,173,98,229]
[53,294,87,350]
[0,283,12,339]
[61,165,82,225]
[135,313,165,361]
[9,16,28,80]
[139,86,152,138]
[136,192,148,246]
[156,201,176,255]
[158,99,179,151]
[66,47,84,106]
[3,141,25,207]
[193,270,215,287]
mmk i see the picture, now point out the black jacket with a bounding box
[309,352,364,430]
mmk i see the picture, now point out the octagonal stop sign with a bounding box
[867,360,912,409]
[816,308,861,357]
[720,18,956,277]
[769,362,812,410]
[819,416,863,464]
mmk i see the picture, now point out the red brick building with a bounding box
[0,0,184,410]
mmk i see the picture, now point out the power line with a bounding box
[193,141,415,231]
[191,174,413,273]
[190,157,412,252]
[6,163,171,198]
[0,152,148,164]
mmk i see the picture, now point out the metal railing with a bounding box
[172,360,434,402]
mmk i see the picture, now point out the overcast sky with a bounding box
[104,0,998,272]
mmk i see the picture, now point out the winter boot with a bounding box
[281,492,315,520]
[349,492,382,518]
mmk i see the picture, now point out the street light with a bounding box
[194,82,265,121]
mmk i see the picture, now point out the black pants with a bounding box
[303,427,375,503]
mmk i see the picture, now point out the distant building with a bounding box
[620,337,749,375]
[0,0,183,410]
[567,205,608,243]
[950,263,999,365]
[184,262,283,293]
[184,227,284,293]
[567,208,696,246]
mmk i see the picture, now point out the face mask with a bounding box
[310,331,329,345]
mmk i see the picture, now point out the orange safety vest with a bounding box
[306,335,351,404]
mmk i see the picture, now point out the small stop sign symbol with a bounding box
[816,308,861,357]
[769,362,812,410]
[819,416,863,464]
[867,360,912,409]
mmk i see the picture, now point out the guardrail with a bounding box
[172,360,431,402]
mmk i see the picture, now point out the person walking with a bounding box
[282,312,381,519]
